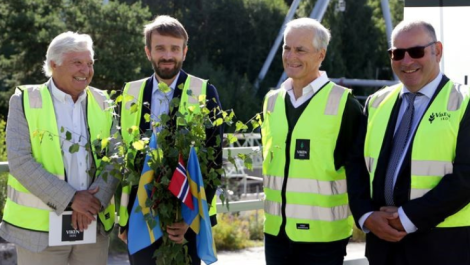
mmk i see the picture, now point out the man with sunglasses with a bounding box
[348,20,470,265]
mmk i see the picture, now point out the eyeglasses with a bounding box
[388,42,436,61]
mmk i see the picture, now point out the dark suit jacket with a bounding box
[348,75,470,265]
[123,70,223,230]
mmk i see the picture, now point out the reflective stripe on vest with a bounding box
[261,81,353,242]
[7,185,50,210]
[265,201,350,222]
[365,80,470,227]
[264,175,347,195]
[121,78,147,145]
[119,75,209,226]
[118,185,130,227]
[3,84,115,232]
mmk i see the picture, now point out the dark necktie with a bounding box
[384,92,419,206]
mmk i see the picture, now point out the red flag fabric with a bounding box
[169,154,194,210]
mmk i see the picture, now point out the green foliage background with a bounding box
[0,0,404,124]
[0,119,7,221]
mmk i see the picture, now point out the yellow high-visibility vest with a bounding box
[261,82,353,242]
[3,84,115,232]
[119,75,218,227]
[364,80,470,227]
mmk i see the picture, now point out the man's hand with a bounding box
[380,206,405,231]
[70,187,101,221]
[71,211,94,232]
[167,222,189,244]
[364,211,407,242]
[118,229,128,244]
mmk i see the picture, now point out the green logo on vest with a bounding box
[429,112,451,124]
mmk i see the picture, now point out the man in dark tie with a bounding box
[348,20,470,265]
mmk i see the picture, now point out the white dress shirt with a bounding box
[359,72,443,234]
[51,80,90,191]
[283,71,330,108]
[150,73,180,133]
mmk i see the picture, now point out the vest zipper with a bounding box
[280,130,292,233]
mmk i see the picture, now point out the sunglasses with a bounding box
[388,42,436,61]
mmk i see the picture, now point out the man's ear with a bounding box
[144,46,152,61]
[434,41,443,63]
[319,48,326,61]
[50,60,57,70]
[182,45,188,62]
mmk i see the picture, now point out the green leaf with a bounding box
[244,156,253,170]
[60,127,64,133]
[226,133,238,144]
[127,125,139,134]
[169,147,179,158]
[176,117,187,126]
[132,140,145,150]
[251,119,260,130]
[101,138,109,150]
[198,94,206,104]
[65,131,72,141]
[69,143,80,153]
[213,118,223,126]
[202,107,210,115]
[170,98,180,109]
[115,95,123,103]
[109,90,117,98]
[144,113,151,123]
[160,114,170,124]
[158,82,171,93]
[130,102,138,114]
[124,94,135,102]
[235,121,248,132]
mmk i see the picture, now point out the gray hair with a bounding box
[284,17,331,50]
[391,20,437,45]
[43,32,94,77]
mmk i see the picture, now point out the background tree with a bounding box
[0,0,404,121]
[0,0,151,116]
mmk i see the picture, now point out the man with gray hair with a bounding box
[261,17,363,264]
[348,19,470,264]
[0,31,119,265]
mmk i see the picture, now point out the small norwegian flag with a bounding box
[169,154,194,210]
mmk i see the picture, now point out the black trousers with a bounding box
[264,230,349,265]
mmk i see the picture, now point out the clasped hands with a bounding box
[118,221,189,245]
[364,206,407,242]
[70,187,101,232]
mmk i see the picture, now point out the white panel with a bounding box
[404,7,470,84]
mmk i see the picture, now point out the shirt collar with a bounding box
[283,71,329,96]
[400,72,443,99]
[152,72,180,95]
[50,78,87,104]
